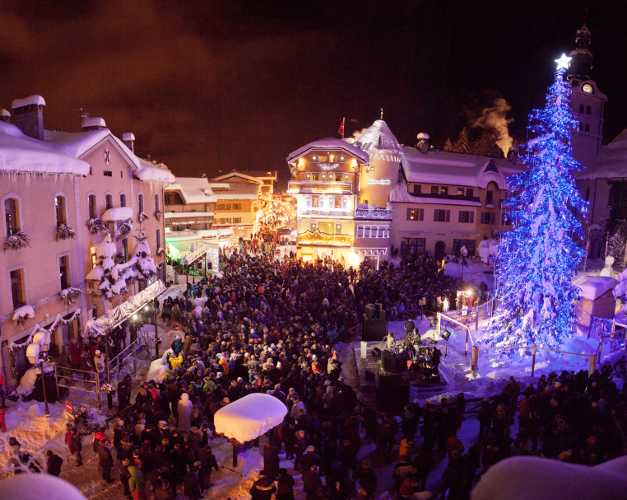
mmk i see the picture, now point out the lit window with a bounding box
[120,194,127,207]
[10,268,26,309]
[105,194,113,210]
[55,195,67,226]
[138,193,144,213]
[5,198,20,236]
[88,195,97,219]
[59,255,70,290]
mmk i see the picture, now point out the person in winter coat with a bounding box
[412,450,435,492]
[393,459,417,491]
[183,466,202,500]
[177,393,193,432]
[263,441,280,479]
[119,459,132,498]
[128,465,148,500]
[250,470,277,500]
[276,468,295,500]
[68,338,81,369]
[198,445,219,490]
[98,439,115,482]
[153,479,176,500]
[302,465,323,497]
[68,427,83,466]
[46,450,63,476]
[357,460,378,497]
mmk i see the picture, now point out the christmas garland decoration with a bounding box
[12,306,35,326]
[118,219,133,236]
[3,231,31,252]
[9,309,81,351]
[138,212,149,223]
[87,218,107,234]
[60,287,83,306]
[154,210,163,221]
[56,223,76,241]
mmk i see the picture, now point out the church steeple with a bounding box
[567,22,593,81]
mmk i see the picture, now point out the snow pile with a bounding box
[575,276,616,301]
[0,475,87,500]
[214,393,287,443]
[12,305,35,323]
[101,207,133,222]
[471,455,627,500]
[477,239,499,264]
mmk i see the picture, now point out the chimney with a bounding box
[122,132,135,153]
[0,109,10,123]
[81,117,107,131]
[507,147,518,165]
[11,95,46,140]
[417,132,430,154]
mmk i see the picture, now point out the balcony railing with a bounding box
[354,207,393,220]
[287,180,353,194]
[297,229,353,246]
[299,209,353,217]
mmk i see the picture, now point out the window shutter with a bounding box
[491,213,496,225]
[470,212,474,223]
[446,210,450,222]
[419,208,424,221]
[458,211,463,223]
[407,208,412,220]
[434,210,438,222]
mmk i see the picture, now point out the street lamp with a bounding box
[26,331,51,418]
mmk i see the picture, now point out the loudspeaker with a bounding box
[376,368,410,411]
[371,347,382,358]
[382,350,407,374]
[441,329,451,341]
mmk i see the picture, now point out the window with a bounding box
[105,194,113,210]
[120,194,127,207]
[305,173,311,180]
[344,174,349,181]
[310,222,317,232]
[306,197,312,208]
[120,171,124,178]
[54,196,67,226]
[486,190,494,205]
[334,197,342,209]
[458,211,474,223]
[431,186,439,195]
[156,229,161,249]
[233,217,241,223]
[457,187,464,196]
[579,122,584,132]
[466,188,473,197]
[310,155,318,162]
[311,197,320,208]
[434,209,450,222]
[407,208,424,221]
[321,174,327,181]
[138,194,144,214]
[378,226,386,238]
[59,255,70,290]
[480,212,496,225]
[579,104,584,113]
[400,237,426,255]
[155,194,160,212]
[88,195,97,219]
[5,197,20,236]
[357,226,364,237]
[338,155,346,162]
[335,173,343,182]
[10,268,26,309]
[363,226,371,238]
[586,105,592,115]
[313,174,320,181]
[440,186,448,195]
[232,203,241,210]
[412,184,422,195]
[585,123,590,132]
[342,197,348,208]
[103,170,113,177]
[452,239,476,257]
[319,156,327,163]
[502,213,512,226]
[335,223,342,234]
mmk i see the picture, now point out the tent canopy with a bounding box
[214,393,287,443]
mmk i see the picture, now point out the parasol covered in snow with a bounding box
[214,393,287,444]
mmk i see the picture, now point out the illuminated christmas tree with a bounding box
[485,54,588,351]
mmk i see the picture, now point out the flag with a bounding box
[338,117,345,137]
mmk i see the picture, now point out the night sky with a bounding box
[1,1,626,186]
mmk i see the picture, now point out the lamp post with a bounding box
[145,304,160,359]
[26,331,50,418]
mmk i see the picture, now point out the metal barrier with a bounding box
[54,365,102,407]
[107,331,153,389]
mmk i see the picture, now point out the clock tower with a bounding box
[567,23,607,167]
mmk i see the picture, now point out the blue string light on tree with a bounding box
[485,53,588,354]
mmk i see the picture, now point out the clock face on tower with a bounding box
[582,83,593,94]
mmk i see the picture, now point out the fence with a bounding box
[107,329,154,389]
[54,365,102,406]
[437,299,601,377]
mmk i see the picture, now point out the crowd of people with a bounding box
[10,245,627,500]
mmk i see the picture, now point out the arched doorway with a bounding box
[435,241,446,260]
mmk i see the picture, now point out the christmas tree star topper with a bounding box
[555,53,572,70]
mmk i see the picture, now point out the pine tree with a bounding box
[133,230,157,281]
[484,56,588,352]
[443,138,453,152]
[453,128,470,153]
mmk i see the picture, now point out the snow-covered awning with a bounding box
[85,280,166,336]
[180,243,211,265]
[102,207,133,222]
[214,393,287,443]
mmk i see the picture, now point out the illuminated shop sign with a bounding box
[368,179,391,185]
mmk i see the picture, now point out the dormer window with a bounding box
[338,155,346,162]
[310,155,318,162]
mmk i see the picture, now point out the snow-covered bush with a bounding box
[138,212,149,223]
[86,217,107,234]
[3,231,31,252]
[118,219,133,236]
[603,219,627,266]
[12,305,35,326]
[60,287,82,306]
[55,223,76,241]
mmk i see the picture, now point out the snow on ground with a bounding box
[443,259,494,288]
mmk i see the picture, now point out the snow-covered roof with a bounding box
[135,158,175,183]
[210,182,260,200]
[102,207,133,222]
[575,276,616,301]
[164,211,215,218]
[390,184,482,206]
[81,117,106,129]
[11,95,46,109]
[355,120,403,153]
[287,137,369,165]
[0,121,90,176]
[166,177,217,204]
[211,171,263,184]
[401,147,524,189]
[1,109,10,117]
[214,393,287,443]
[575,127,627,180]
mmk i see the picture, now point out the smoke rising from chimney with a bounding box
[473,98,513,157]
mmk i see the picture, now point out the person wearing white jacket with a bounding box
[177,393,193,433]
